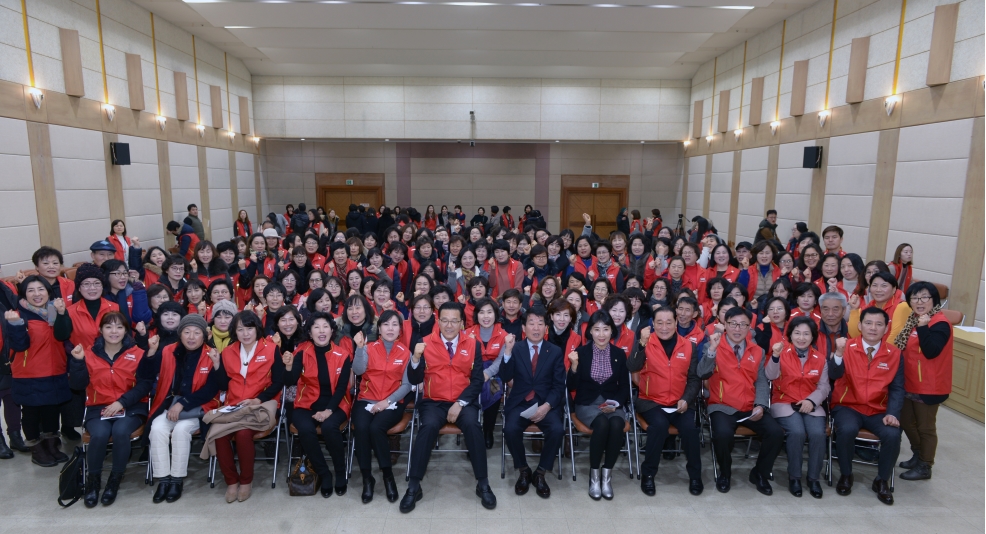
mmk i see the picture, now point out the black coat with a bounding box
[567,343,630,408]
[345,211,365,235]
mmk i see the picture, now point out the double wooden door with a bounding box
[563,188,626,236]
[321,188,382,230]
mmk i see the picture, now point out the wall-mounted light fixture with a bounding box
[196,124,205,137]
[252,136,260,146]
[884,95,899,116]
[818,110,830,128]
[28,87,43,109]
[770,121,780,136]
[103,104,115,122]
[227,131,235,140]
[734,128,742,139]
[706,134,714,144]
[156,115,167,131]
[683,139,691,147]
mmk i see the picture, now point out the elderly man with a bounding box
[816,292,849,357]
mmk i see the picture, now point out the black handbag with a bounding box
[57,446,86,507]
[288,456,320,496]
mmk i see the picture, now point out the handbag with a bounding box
[57,446,86,507]
[288,456,320,496]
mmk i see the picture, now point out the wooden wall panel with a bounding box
[680,157,689,218]
[239,96,250,135]
[59,29,84,97]
[703,154,712,217]
[196,146,211,241]
[764,144,779,213]
[950,116,985,323]
[807,138,829,230]
[846,36,870,104]
[210,85,223,129]
[748,77,764,126]
[790,60,809,116]
[174,72,189,121]
[692,100,703,139]
[125,54,144,111]
[229,150,239,219]
[103,132,125,221]
[26,122,60,250]
[717,90,731,133]
[867,128,899,261]
[254,154,263,222]
[156,140,174,248]
[926,3,960,86]
[728,151,742,244]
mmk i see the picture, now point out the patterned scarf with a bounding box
[893,304,944,350]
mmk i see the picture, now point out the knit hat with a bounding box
[211,299,237,319]
[795,222,809,233]
[75,263,105,288]
[178,313,209,337]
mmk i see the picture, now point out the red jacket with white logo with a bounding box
[639,334,693,406]
[358,340,410,403]
[770,344,826,405]
[833,340,903,416]
[902,313,953,396]
[292,341,353,415]
[220,338,281,406]
[708,342,764,412]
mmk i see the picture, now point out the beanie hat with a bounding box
[75,263,105,288]
[178,313,209,337]
[211,299,237,319]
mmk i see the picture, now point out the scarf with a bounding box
[462,267,475,283]
[212,326,232,353]
[597,258,613,273]
[894,304,944,351]
[19,299,55,325]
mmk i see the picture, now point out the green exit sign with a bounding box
[346,179,354,185]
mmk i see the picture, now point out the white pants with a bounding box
[149,413,200,478]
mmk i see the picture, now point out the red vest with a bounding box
[758,322,785,350]
[220,338,279,406]
[234,220,252,238]
[745,264,783,300]
[11,318,66,379]
[902,313,953,395]
[67,299,120,347]
[358,340,410,403]
[639,335,692,406]
[182,233,201,261]
[82,345,145,407]
[325,259,358,280]
[308,253,326,272]
[769,344,826,405]
[833,340,901,416]
[421,331,477,402]
[613,324,634,356]
[681,264,702,292]
[149,343,218,415]
[709,341,764,412]
[467,324,508,362]
[107,235,132,262]
[293,341,353,415]
[572,256,598,280]
[680,322,705,346]
[892,262,912,292]
[558,329,581,372]
[490,259,521,299]
[54,277,76,304]
[790,307,822,327]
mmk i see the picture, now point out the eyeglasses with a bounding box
[439,319,461,326]
[726,322,750,330]
[803,253,819,259]
[911,295,932,304]
[80,282,102,289]
[169,266,185,272]
[779,258,794,264]
[109,271,128,278]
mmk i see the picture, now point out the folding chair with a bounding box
[628,371,696,480]
[404,387,482,481]
[209,387,287,488]
[346,403,414,478]
[499,386,563,480]
[564,393,634,481]
[81,424,148,481]
[144,427,204,486]
[826,412,894,490]
[700,394,763,482]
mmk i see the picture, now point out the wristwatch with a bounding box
[457,400,469,407]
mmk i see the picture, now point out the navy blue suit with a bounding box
[499,339,566,472]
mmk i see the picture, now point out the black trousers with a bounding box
[709,409,783,479]
[503,406,563,472]
[408,400,486,482]
[60,389,85,430]
[588,415,626,469]
[832,406,901,481]
[21,404,60,441]
[293,408,349,486]
[351,400,407,473]
[84,415,143,474]
[639,407,701,480]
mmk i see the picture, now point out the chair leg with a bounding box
[632,418,641,480]
[405,410,416,482]
[624,433,633,479]
[500,425,506,479]
[209,455,216,488]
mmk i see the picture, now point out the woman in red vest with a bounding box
[764,316,829,499]
[213,311,286,503]
[754,297,790,354]
[68,312,154,507]
[160,255,188,301]
[547,300,581,372]
[602,295,635,357]
[466,297,509,449]
[894,282,951,481]
[790,283,822,326]
[66,264,121,349]
[4,276,72,467]
[284,311,352,498]
[107,219,135,266]
[848,272,909,342]
[889,243,913,293]
[234,210,252,238]
[142,247,168,288]
[352,310,412,503]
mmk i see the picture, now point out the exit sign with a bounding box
[346,179,354,185]
[591,182,599,188]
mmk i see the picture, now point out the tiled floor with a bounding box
[0,407,982,533]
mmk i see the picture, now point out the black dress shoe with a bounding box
[61,427,81,441]
[715,476,730,493]
[898,452,920,470]
[321,485,333,498]
[165,477,184,503]
[900,462,932,481]
[749,469,773,496]
[153,477,172,503]
[484,431,494,450]
[382,474,399,502]
[689,479,704,496]
[362,476,376,503]
[335,484,348,496]
[532,470,550,499]
[640,475,656,496]
[400,487,423,513]
[7,433,29,453]
[807,479,823,499]
[101,472,123,506]
[872,478,894,505]
[0,434,13,459]
[836,474,854,496]
[515,467,532,495]
[788,478,802,497]
[476,485,497,510]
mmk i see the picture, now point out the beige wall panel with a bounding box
[717,90,731,133]
[926,3,960,86]
[748,77,764,127]
[845,37,870,104]
[692,100,704,139]
[59,28,85,98]
[174,72,189,122]
[790,61,810,117]
[126,54,145,111]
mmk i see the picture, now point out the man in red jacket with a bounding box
[402,302,496,513]
[829,307,903,505]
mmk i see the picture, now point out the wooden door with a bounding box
[320,187,383,230]
[563,189,625,236]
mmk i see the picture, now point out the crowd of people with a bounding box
[0,199,949,512]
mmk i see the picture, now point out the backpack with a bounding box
[57,446,86,507]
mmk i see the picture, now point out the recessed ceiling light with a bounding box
[300,138,306,141]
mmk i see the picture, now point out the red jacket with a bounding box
[149,343,219,415]
[67,298,120,348]
[613,324,635,357]
[639,334,692,406]
[708,341,764,412]
[358,340,410,403]
[833,339,901,416]
[490,258,523,299]
[81,345,145,407]
[789,307,822,327]
[293,341,353,415]
[770,344,825,405]
[420,331,477,402]
[679,321,705,346]
[902,313,953,395]
[325,258,359,280]
[220,338,279,406]
[53,276,76,304]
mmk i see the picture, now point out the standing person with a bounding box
[822,225,845,257]
[756,210,779,244]
[345,204,365,235]
[470,207,488,229]
[830,307,903,505]
[28,247,75,304]
[0,268,29,458]
[401,302,496,513]
[499,308,565,499]
[628,307,703,496]
[889,243,913,293]
[894,282,951,481]
[499,206,515,230]
[235,210,253,238]
[68,313,154,508]
[107,220,138,268]
[698,307,783,495]
[166,221,201,261]
[184,204,205,241]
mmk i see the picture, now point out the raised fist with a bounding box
[848,294,861,311]
[503,334,516,354]
[772,342,783,357]
[639,326,652,346]
[282,351,294,369]
[238,259,247,270]
[134,321,147,336]
[52,298,66,315]
[3,310,20,322]
[834,337,847,355]
[707,331,722,350]
[148,335,160,355]
[354,332,366,348]
[917,314,931,327]
[71,344,85,360]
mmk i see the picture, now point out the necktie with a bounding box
[734,345,742,361]
[525,344,539,402]
[866,346,874,363]
[446,341,454,361]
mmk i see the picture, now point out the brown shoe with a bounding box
[225,483,239,503]
[836,474,853,496]
[237,482,253,502]
[514,467,531,495]
[871,478,893,505]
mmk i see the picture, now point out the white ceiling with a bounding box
[133,0,818,79]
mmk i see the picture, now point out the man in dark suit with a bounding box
[499,308,566,498]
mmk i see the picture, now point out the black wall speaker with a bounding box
[110,142,130,165]
[803,146,822,168]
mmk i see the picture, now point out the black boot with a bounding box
[101,472,123,506]
[84,474,101,508]
[898,451,920,470]
[382,472,399,502]
[0,433,13,459]
[30,441,57,467]
[61,426,81,441]
[8,432,29,453]
[43,437,69,463]
[900,462,932,481]
[165,477,184,503]
[153,477,172,503]
[361,475,376,503]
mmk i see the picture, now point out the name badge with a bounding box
[199,367,211,373]
[675,353,686,359]
[877,362,889,370]
[124,353,137,361]
[808,369,819,376]
[256,356,267,363]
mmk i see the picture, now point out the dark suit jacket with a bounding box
[498,340,566,413]
[567,343,630,408]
